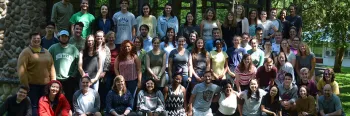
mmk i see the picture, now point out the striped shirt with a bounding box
[234,66,257,85]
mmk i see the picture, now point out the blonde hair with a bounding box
[297,42,311,56]
[105,31,115,42]
[112,75,127,94]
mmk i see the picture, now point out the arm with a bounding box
[190,54,201,81]
[146,54,157,79]
[187,94,196,115]
[135,55,142,89]
[155,91,165,112]
[152,16,157,37]
[200,20,204,38]
[174,16,179,35]
[106,91,118,116]
[73,91,84,114]
[258,51,265,67]
[242,18,249,33]
[123,92,134,116]
[157,17,165,38]
[92,53,103,84]
[163,87,169,101]
[217,21,223,38]
[188,54,192,81]
[93,91,101,113]
[102,47,111,77]
[291,58,296,68]
[17,51,29,87]
[261,105,276,115]
[295,58,301,78]
[70,24,75,35]
[168,57,173,82]
[182,87,188,112]
[206,52,211,71]
[38,98,51,116]
[221,58,229,78]
[25,97,32,116]
[310,55,316,79]
[158,53,167,78]
[50,5,57,23]
[49,56,56,80]
[78,51,85,77]
[60,95,71,116]
[114,56,120,75]
[334,82,340,95]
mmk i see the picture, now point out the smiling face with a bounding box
[81,78,91,90]
[46,25,55,35]
[50,83,60,96]
[152,39,160,49]
[250,39,258,48]
[299,43,307,53]
[174,75,182,85]
[207,10,214,20]
[264,62,273,72]
[95,32,104,45]
[134,38,142,48]
[142,5,150,16]
[289,29,297,38]
[186,13,194,24]
[281,40,289,49]
[236,6,243,15]
[177,37,186,48]
[31,34,41,48]
[196,39,204,49]
[124,43,132,53]
[299,87,307,98]
[225,83,233,94]
[250,79,258,92]
[284,75,292,86]
[101,5,108,16]
[243,55,252,66]
[215,40,222,50]
[213,30,221,39]
[250,10,257,19]
[59,35,69,45]
[324,70,332,81]
[227,12,234,21]
[260,11,267,20]
[274,32,283,43]
[167,29,175,39]
[278,53,286,64]
[301,69,309,82]
[107,33,115,43]
[289,6,296,15]
[140,26,149,37]
[116,78,125,91]
[165,5,172,15]
[270,9,277,18]
[80,0,89,10]
[264,41,272,51]
[203,72,212,84]
[87,36,95,48]
[74,25,83,37]
[242,34,250,44]
[281,10,287,19]
[120,1,129,10]
[145,80,155,91]
[233,36,240,46]
[270,86,278,97]
[189,33,197,43]
[16,88,28,101]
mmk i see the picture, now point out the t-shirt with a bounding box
[247,49,265,68]
[157,15,179,39]
[278,83,298,103]
[192,83,221,112]
[261,95,281,114]
[317,79,340,95]
[73,88,100,114]
[286,52,296,64]
[218,92,237,115]
[160,42,176,66]
[69,37,86,51]
[286,15,302,34]
[0,95,31,116]
[169,49,191,76]
[112,11,136,44]
[41,36,59,49]
[258,20,274,38]
[210,51,228,79]
[256,66,278,88]
[272,43,280,54]
[275,62,295,86]
[234,66,257,86]
[227,47,247,71]
[51,1,74,31]
[241,89,267,115]
[69,11,95,39]
[296,53,315,71]
[269,19,280,35]
[143,36,153,52]
[318,94,343,114]
[136,15,157,37]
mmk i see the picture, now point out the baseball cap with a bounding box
[59,30,69,37]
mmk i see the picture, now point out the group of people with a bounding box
[0,0,345,116]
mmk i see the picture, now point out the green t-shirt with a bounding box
[69,11,95,39]
[48,43,79,80]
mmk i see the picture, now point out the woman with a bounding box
[234,54,256,92]
[247,38,264,68]
[296,86,316,116]
[215,80,238,116]
[275,52,295,86]
[296,42,316,81]
[239,79,267,116]
[317,68,340,95]
[105,75,137,116]
[291,37,300,55]
[95,5,114,34]
[200,8,221,48]
[134,36,147,75]
[78,35,103,90]
[157,3,179,39]
[105,31,119,90]
[146,37,167,89]
[259,10,275,39]
[279,9,290,39]
[179,12,200,39]
[263,39,276,60]
[248,9,260,37]
[114,40,142,95]
[186,31,199,51]
[136,3,157,37]
[38,80,71,116]
[261,85,282,116]
[227,36,247,80]
[288,27,298,53]
[210,39,229,85]
[280,39,296,67]
[160,28,177,68]
[163,74,187,116]
[222,12,236,48]
[137,79,166,116]
[235,5,249,35]
[169,36,192,87]
[190,38,210,87]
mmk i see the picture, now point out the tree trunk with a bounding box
[333,47,345,73]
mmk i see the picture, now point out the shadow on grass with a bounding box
[335,67,350,114]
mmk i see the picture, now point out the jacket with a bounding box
[38,94,71,116]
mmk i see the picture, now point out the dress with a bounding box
[147,51,166,87]
[165,85,186,116]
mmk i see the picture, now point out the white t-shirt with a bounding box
[218,92,237,115]
[269,19,279,35]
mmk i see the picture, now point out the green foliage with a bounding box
[333,67,350,114]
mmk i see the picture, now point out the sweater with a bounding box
[38,94,71,116]
[296,96,316,115]
[17,47,56,86]
[0,95,32,116]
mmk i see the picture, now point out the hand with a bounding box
[273,112,277,116]
[195,76,202,82]
[91,78,97,84]
[302,112,308,116]
[187,77,191,82]
[187,111,193,116]
[219,75,224,80]
[100,72,106,78]
[154,76,160,81]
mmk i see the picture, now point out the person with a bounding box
[163,74,187,116]
[18,32,56,116]
[69,0,95,39]
[114,40,142,96]
[268,8,283,37]
[105,75,137,116]
[256,58,277,89]
[41,22,59,49]
[275,52,295,86]
[241,33,252,51]
[263,39,277,60]
[318,84,344,116]
[297,68,318,98]
[239,79,267,116]
[95,5,114,34]
[73,76,101,116]
[179,12,200,40]
[136,3,157,38]
[279,9,290,38]
[317,68,340,95]
[254,27,264,49]
[271,31,282,55]
[258,10,275,39]
[226,35,247,80]
[234,5,249,35]
[139,24,153,52]
[296,42,316,81]
[78,35,103,90]
[186,31,199,51]
[215,80,238,116]
[288,26,297,43]
[168,36,192,86]
[112,0,136,48]
[187,71,221,116]
[69,22,86,51]
[38,80,71,116]
[247,38,264,68]
[278,73,298,116]
[201,8,221,47]
[137,79,166,116]
[248,9,260,37]
[146,37,167,89]
[105,31,118,91]
[190,38,210,88]
[51,0,74,32]
[157,3,179,39]
[286,5,303,37]
[160,28,176,68]
[134,37,147,75]
[0,86,32,116]
[290,36,300,55]
[210,39,228,85]
[280,39,296,67]
[49,30,80,107]
[222,12,236,48]
[206,28,227,52]
[261,85,282,116]
[234,54,256,92]
[296,86,316,116]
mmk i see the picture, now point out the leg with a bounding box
[94,112,102,116]
[28,84,46,116]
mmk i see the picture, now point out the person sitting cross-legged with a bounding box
[0,85,32,116]
[73,76,101,116]
[318,84,344,116]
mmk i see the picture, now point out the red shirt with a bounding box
[38,94,71,116]
[109,47,119,73]
[256,66,278,88]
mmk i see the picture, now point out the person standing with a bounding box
[113,0,136,48]
[157,3,179,39]
[286,5,303,37]
[95,5,114,34]
[0,86,32,116]
[178,12,200,39]
[41,22,59,49]
[51,0,74,32]
[136,3,157,38]
[69,0,95,39]
[69,22,86,51]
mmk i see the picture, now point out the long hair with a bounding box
[223,12,236,28]
[83,35,98,57]
[112,75,127,94]
[164,28,176,47]
[117,40,137,61]
[276,52,288,69]
[162,3,174,17]
[235,5,245,19]
[142,79,158,93]
[297,42,311,56]
[44,80,63,101]
[279,39,290,54]
[279,9,287,20]
[98,4,111,18]
[134,36,144,49]
[191,38,208,63]
[141,3,152,16]
[323,68,335,82]
[248,9,258,26]
[187,30,198,45]
[247,79,260,101]
[264,85,280,103]
[95,30,106,47]
[204,8,217,20]
[184,12,196,26]
[238,54,255,73]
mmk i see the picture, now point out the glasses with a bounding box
[46,26,54,29]
[18,91,28,94]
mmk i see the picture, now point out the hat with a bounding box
[59,30,69,37]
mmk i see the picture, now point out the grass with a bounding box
[333,67,350,114]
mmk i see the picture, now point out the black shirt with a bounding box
[0,95,32,116]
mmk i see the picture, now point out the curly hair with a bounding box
[117,40,137,61]
[323,68,335,82]
[83,35,98,57]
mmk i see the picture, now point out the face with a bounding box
[250,11,257,19]
[213,30,221,39]
[142,5,150,16]
[236,6,243,15]
[324,70,331,81]
[187,13,194,23]
[116,79,125,90]
[275,32,282,43]
[124,43,132,52]
[301,70,309,82]
[281,40,289,48]
[215,41,222,50]
[264,62,273,72]
[299,87,307,98]
[46,25,55,34]
[87,36,95,48]
[289,6,295,15]
[167,30,175,39]
[80,0,89,10]
[323,85,332,97]
[95,32,104,44]
[140,26,149,37]
[59,35,69,45]
[189,33,197,43]
[108,34,115,43]
[196,39,204,49]
[165,5,172,14]
[242,35,250,43]
[145,80,155,91]
[264,41,272,50]
[260,11,267,20]
[31,35,41,47]
[134,38,142,48]
[81,78,91,89]
[74,25,83,37]
[243,56,251,66]
[174,75,182,84]
[227,13,234,21]
[233,37,240,46]
[101,6,108,15]
[250,80,258,92]
[270,86,278,97]
[299,44,306,53]
[152,39,160,49]
[270,10,277,17]
[177,38,186,48]
[278,54,286,64]
[225,84,233,94]
[250,39,258,48]
[281,10,287,18]
[284,76,292,85]
[256,30,263,39]
[16,88,28,100]
[293,37,300,47]
[289,29,297,38]
[203,73,212,84]
[207,10,214,19]
[120,1,128,10]
[50,83,60,95]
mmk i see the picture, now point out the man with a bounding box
[241,33,252,51]
[140,24,153,52]
[49,30,79,107]
[73,76,101,116]
[258,10,274,39]
[272,31,282,54]
[41,22,59,49]
[113,0,136,48]
[318,84,344,116]
[205,28,226,52]
[69,22,85,51]
[256,58,277,89]
[268,8,282,38]
[286,5,303,37]
[188,71,221,116]
[0,86,32,116]
[69,0,95,39]
[51,0,74,32]
[278,73,298,115]
[227,35,247,79]
[298,67,318,97]
[255,27,264,49]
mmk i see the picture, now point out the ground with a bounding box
[337,67,350,114]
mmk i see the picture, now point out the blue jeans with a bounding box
[28,84,46,116]
[105,71,116,91]
[126,79,138,97]
[182,75,189,89]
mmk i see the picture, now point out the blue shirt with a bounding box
[105,90,134,114]
[318,94,343,114]
[96,17,114,34]
[143,36,153,52]
[41,36,59,49]
[227,47,247,71]
[157,15,179,39]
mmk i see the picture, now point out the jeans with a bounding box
[126,79,138,97]
[59,77,79,111]
[105,71,116,90]
[28,84,46,116]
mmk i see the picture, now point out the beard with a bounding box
[59,40,69,45]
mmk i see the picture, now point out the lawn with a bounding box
[335,67,350,114]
